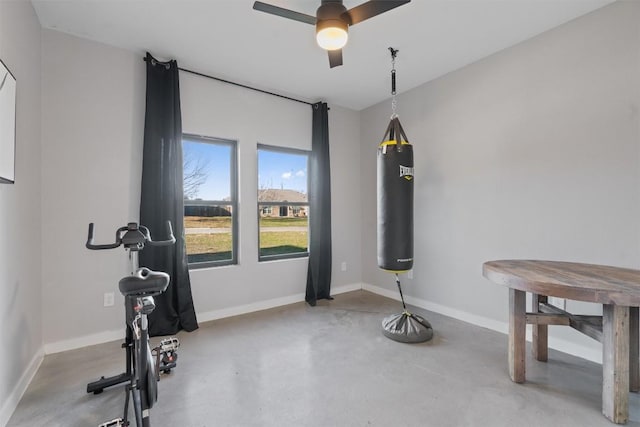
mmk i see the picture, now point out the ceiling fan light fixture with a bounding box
[253,0,412,67]
[316,19,348,50]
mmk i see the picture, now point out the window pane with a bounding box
[259,205,308,257]
[257,146,309,260]
[184,204,233,263]
[258,150,308,199]
[183,137,236,266]
[184,140,231,200]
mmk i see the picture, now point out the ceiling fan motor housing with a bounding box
[253,0,412,67]
[316,0,350,35]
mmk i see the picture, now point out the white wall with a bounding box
[39,30,362,350]
[41,30,146,349]
[0,1,42,425]
[182,74,362,319]
[360,0,640,362]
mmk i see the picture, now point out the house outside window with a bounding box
[183,134,238,268]
[257,144,309,261]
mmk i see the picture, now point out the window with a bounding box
[257,144,310,261]
[183,135,238,268]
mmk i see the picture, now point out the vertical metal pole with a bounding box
[395,274,407,311]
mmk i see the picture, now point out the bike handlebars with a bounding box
[86,221,176,251]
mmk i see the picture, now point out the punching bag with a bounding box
[377,117,413,272]
[378,117,432,344]
[378,48,432,344]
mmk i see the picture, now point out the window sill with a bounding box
[258,252,309,263]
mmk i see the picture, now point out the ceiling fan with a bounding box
[253,0,411,68]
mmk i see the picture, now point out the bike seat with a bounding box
[119,268,169,297]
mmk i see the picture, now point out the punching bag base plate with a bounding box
[382,312,433,343]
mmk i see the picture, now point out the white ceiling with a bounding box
[31,0,614,110]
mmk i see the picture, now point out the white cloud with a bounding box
[295,170,305,177]
[281,171,292,179]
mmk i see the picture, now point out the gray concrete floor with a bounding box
[8,290,640,426]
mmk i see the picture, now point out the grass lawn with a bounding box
[184,215,308,229]
[186,233,232,263]
[259,230,307,256]
[186,229,307,262]
[259,216,308,227]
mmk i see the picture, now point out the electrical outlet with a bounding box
[104,292,115,307]
[407,270,413,279]
[341,262,347,272]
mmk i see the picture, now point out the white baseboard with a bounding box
[197,282,363,323]
[0,347,44,427]
[44,283,364,354]
[43,281,600,364]
[548,335,601,364]
[333,282,363,294]
[44,329,123,355]
[362,282,602,364]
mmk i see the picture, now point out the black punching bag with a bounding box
[377,118,413,272]
[378,49,432,344]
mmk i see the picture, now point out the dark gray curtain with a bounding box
[305,102,333,306]
[139,52,198,336]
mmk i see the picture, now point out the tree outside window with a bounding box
[183,135,238,268]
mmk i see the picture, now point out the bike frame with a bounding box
[87,222,174,427]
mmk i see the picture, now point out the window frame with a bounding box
[257,143,310,262]
[183,134,238,269]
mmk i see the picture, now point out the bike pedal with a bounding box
[160,361,177,373]
[98,418,126,427]
[159,337,180,352]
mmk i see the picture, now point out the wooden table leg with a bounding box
[630,306,639,392]
[602,304,629,424]
[532,293,548,362]
[509,288,526,383]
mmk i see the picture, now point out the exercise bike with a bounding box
[86,221,175,427]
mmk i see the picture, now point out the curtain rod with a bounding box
[179,68,314,106]
[143,56,313,106]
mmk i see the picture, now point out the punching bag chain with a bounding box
[389,47,399,119]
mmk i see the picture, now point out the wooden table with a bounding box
[483,260,640,424]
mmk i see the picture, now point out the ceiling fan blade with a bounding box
[345,0,411,26]
[253,1,317,25]
[328,49,343,68]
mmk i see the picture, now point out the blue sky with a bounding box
[258,149,308,194]
[183,140,307,200]
[183,140,230,200]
